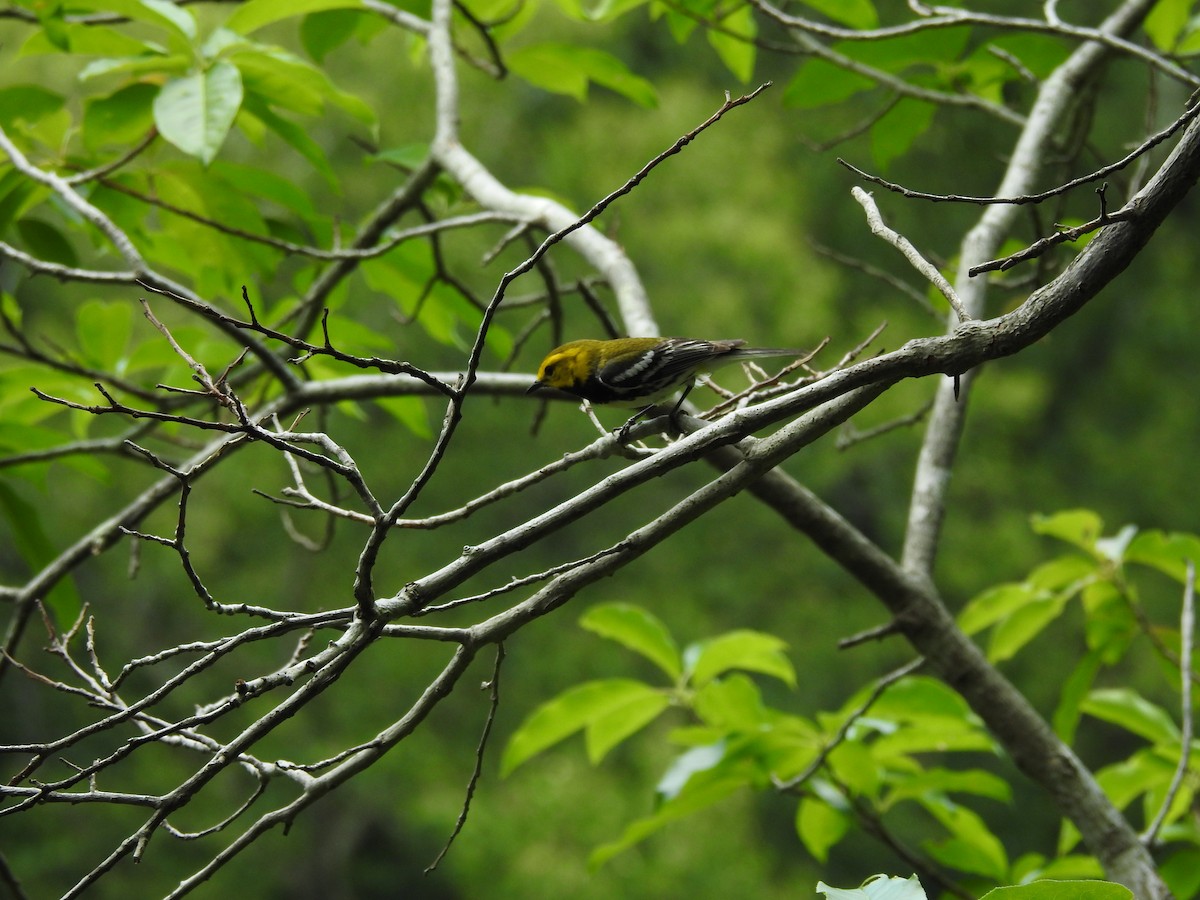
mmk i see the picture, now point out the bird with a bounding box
[526,337,802,437]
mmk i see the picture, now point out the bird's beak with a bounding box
[526,381,545,396]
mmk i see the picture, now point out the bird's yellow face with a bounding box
[530,341,594,392]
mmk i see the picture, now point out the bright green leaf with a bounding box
[1126,530,1200,582]
[784,58,875,108]
[1053,649,1103,742]
[83,83,157,149]
[73,0,196,46]
[865,675,978,724]
[870,98,935,170]
[986,591,1070,662]
[921,800,1008,880]
[0,86,63,128]
[686,630,795,688]
[1080,688,1180,745]
[238,95,337,185]
[76,299,132,369]
[19,22,151,57]
[692,673,768,731]
[1027,554,1096,592]
[507,43,656,107]
[1161,847,1200,900]
[706,5,756,83]
[374,395,431,439]
[579,603,682,680]
[797,0,877,29]
[885,768,1012,806]
[585,690,671,762]
[79,52,191,82]
[154,62,243,165]
[1144,0,1192,51]
[958,582,1038,635]
[300,9,365,61]
[501,678,659,775]
[225,0,365,35]
[590,769,745,867]
[797,796,850,862]
[1032,509,1104,550]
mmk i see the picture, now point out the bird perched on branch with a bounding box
[526,337,801,436]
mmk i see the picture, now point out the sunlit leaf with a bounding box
[154,62,243,165]
[501,679,662,775]
[1080,688,1180,745]
[225,0,365,35]
[797,796,850,862]
[580,602,682,680]
[685,630,795,688]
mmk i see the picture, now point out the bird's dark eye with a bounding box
[544,361,559,376]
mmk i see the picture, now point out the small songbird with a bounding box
[526,337,801,432]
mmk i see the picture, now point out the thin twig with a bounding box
[850,188,970,321]
[1142,560,1195,846]
[426,644,505,872]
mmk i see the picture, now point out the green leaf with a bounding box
[783,58,875,109]
[980,882,1131,900]
[154,62,244,165]
[585,690,671,763]
[228,43,376,128]
[866,675,976,723]
[685,630,795,688]
[507,43,657,107]
[870,97,935,170]
[1161,847,1200,900]
[79,52,191,83]
[1032,509,1104,550]
[692,673,768,731]
[1080,688,1180,745]
[1143,0,1192,51]
[73,0,196,47]
[83,83,157,150]
[238,95,337,185]
[374,396,431,439]
[225,0,365,35]
[706,5,756,83]
[589,769,745,867]
[18,22,151,57]
[76,299,133,368]
[579,603,682,680]
[1126,530,1200,582]
[796,0,877,29]
[958,582,1038,635]
[816,874,927,900]
[797,796,850,862]
[501,678,662,775]
[15,219,76,268]
[885,768,1012,806]
[1052,649,1103,742]
[920,799,1008,880]
[300,9,365,61]
[1027,554,1095,592]
[0,85,64,129]
[0,480,82,623]
[986,590,1070,662]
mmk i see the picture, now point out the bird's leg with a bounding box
[615,382,696,443]
[616,405,655,443]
